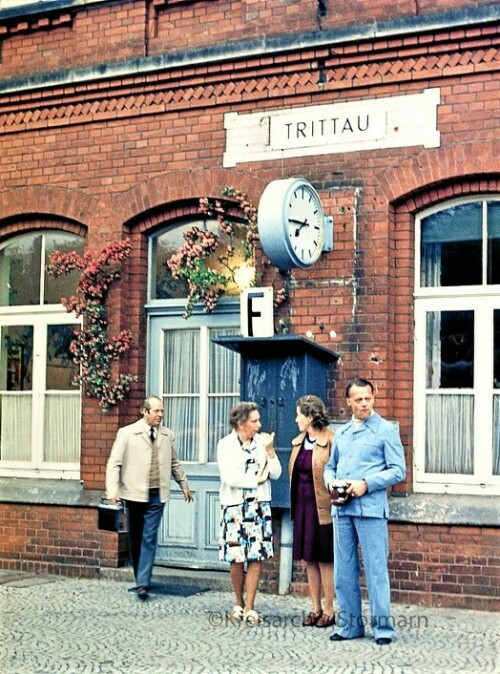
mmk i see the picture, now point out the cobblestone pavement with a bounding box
[0,573,498,674]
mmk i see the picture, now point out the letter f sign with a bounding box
[240,287,274,337]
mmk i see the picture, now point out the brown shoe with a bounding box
[303,610,322,626]
[315,613,335,628]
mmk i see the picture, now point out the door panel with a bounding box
[149,312,239,569]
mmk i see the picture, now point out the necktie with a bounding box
[150,427,155,442]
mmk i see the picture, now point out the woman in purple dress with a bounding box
[289,395,335,628]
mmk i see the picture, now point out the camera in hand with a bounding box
[329,480,352,506]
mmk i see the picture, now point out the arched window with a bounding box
[414,198,500,494]
[147,218,242,464]
[0,230,84,479]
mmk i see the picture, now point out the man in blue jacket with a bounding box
[324,378,406,645]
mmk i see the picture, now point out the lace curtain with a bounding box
[163,328,239,463]
[0,394,32,461]
[0,392,80,464]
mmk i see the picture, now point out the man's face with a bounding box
[143,401,164,427]
[238,410,261,442]
[347,384,375,421]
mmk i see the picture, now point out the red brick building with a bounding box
[0,0,498,611]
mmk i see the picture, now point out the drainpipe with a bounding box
[278,509,293,595]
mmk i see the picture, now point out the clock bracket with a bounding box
[323,215,334,253]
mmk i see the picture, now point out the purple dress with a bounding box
[292,444,333,564]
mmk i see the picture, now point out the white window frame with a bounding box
[414,196,500,495]
[0,305,82,479]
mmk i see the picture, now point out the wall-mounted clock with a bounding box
[258,178,327,269]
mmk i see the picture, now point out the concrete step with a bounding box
[99,564,232,592]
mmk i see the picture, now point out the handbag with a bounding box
[97,498,129,533]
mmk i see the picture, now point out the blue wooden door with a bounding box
[148,312,240,569]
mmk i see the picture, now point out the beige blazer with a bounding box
[105,419,189,502]
[289,427,334,526]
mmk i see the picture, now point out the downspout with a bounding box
[278,509,293,594]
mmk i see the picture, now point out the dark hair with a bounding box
[142,395,163,413]
[345,378,375,398]
[296,394,330,430]
[229,401,259,429]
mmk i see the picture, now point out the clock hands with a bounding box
[289,217,310,236]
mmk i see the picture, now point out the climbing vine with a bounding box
[46,239,137,410]
[167,186,288,320]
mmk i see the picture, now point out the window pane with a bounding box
[1,325,33,391]
[494,310,500,476]
[208,396,236,463]
[44,393,81,463]
[46,324,79,390]
[209,328,240,393]
[0,326,34,462]
[425,394,473,474]
[421,203,482,287]
[426,310,474,389]
[164,396,199,463]
[163,329,200,462]
[151,218,249,300]
[0,393,32,461]
[495,310,500,389]
[163,329,199,394]
[207,328,240,462]
[493,395,500,476]
[152,225,190,300]
[44,232,84,305]
[0,234,42,306]
[487,202,500,285]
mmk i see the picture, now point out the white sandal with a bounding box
[229,605,244,621]
[244,609,263,625]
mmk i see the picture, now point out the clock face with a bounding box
[258,178,325,269]
[286,183,324,266]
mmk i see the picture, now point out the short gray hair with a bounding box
[142,395,163,413]
[229,401,259,429]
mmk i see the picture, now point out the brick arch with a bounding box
[0,185,98,228]
[377,140,500,206]
[0,216,87,242]
[113,167,267,410]
[112,167,267,228]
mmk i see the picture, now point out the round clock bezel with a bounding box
[258,177,325,270]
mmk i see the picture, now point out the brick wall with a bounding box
[291,523,500,611]
[0,503,128,578]
[1,0,494,79]
[0,0,498,608]
[390,523,500,611]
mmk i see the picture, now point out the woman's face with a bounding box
[237,410,261,443]
[295,407,312,433]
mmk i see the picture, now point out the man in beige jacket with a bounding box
[106,395,193,600]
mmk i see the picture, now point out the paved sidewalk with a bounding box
[0,571,498,674]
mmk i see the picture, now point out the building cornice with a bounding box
[0,4,499,95]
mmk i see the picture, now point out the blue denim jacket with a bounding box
[324,412,406,518]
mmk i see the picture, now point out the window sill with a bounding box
[0,477,101,507]
[389,492,500,527]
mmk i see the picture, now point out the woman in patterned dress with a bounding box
[217,401,282,625]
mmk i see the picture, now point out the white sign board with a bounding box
[240,287,274,338]
[224,88,440,167]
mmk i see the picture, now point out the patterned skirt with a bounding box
[219,498,274,564]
